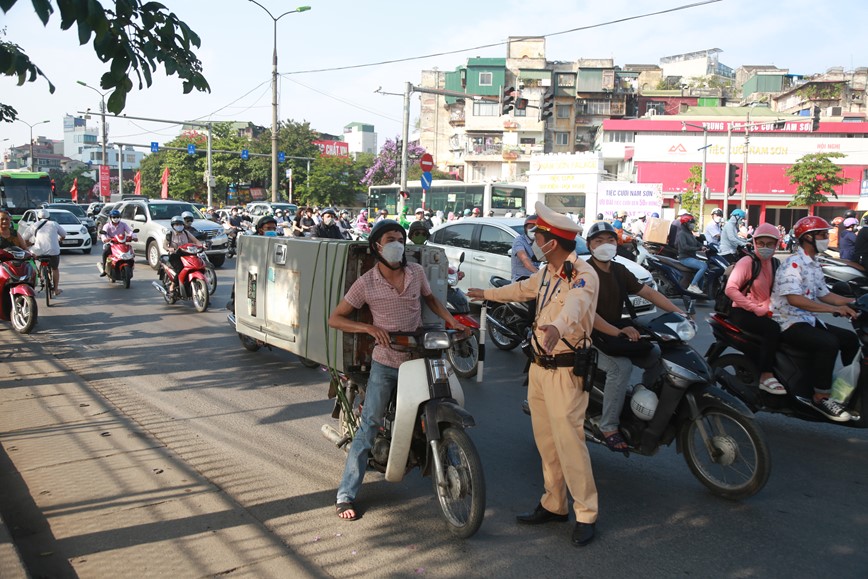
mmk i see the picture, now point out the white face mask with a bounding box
[379,240,405,263]
[815,238,830,253]
[532,239,551,262]
[591,242,617,262]
[173,224,185,232]
[713,215,723,223]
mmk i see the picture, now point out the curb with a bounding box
[0,511,28,579]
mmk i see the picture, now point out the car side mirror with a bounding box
[134,215,146,222]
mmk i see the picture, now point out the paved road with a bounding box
[6,251,868,577]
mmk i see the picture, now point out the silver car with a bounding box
[427,217,657,315]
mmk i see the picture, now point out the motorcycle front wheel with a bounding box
[205,266,217,295]
[11,294,37,334]
[447,331,479,378]
[122,266,132,289]
[432,427,486,539]
[488,305,519,351]
[680,406,770,500]
[191,278,209,312]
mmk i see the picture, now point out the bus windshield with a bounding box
[0,172,53,216]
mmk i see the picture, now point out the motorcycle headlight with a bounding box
[423,331,451,350]
[662,358,702,387]
[664,318,696,341]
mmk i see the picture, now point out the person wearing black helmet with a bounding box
[254,215,279,236]
[98,208,136,276]
[328,219,465,521]
[704,208,724,247]
[511,214,540,281]
[313,208,344,239]
[584,221,684,455]
[676,213,707,294]
[407,220,430,245]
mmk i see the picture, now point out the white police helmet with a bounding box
[630,385,658,421]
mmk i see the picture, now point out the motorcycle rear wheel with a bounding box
[651,271,680,299]
[447,331,479,378]
[488,305,520,351]
[40,264,52,308]
[11,294,37,334]
[680,406,770,500]
[192,278,209,312]
[432,427,486,539]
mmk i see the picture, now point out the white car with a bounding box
[428,217,657,315]
[19,209,93,254]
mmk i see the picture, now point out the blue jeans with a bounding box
[336,360,399,504]
[679,257,707,287]
[595,345,661,433]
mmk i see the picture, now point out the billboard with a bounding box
[595,182,663,218]
[313,140,349,157]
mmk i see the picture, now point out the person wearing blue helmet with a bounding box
[720,208,748,263]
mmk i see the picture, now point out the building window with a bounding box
[555,132,570,146]
[472,101,499,117]
[556,74,576,87]
[586,100,611,115]
[607,131,634,143]
[647,101,665,115]
[479,72,493,86]
[556,104,571,119]
[514,107,526,117]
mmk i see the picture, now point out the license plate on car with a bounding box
[61,240,78,246]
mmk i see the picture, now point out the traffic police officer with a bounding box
[467,201,600,547]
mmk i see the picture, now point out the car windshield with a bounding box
[272,203,297,215]
[49,211,81,225]
[49,204,86,218]
[149,203,203,220]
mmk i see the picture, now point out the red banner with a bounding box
[70,178,78,202]
[313,140,349,157]
[99,165,111,198]
[134,171,142,195]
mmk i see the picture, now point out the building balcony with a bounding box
[449,110,465,127]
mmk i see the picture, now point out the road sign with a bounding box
[241,149,249,160]
[278,151,286,163]
[419,153,434,172]
[421,171,432,190]
[187,144,196,155]
[150,142,159,153]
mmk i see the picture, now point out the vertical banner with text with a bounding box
[99,164,111,198]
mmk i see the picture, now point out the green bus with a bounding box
[0,170,55,224]
[368,181,527,219]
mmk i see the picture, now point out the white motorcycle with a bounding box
[321,327,486,538]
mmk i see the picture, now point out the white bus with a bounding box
[368,181,527,218]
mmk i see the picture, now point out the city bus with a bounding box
[0,170,55,224]
[368,181,527,219]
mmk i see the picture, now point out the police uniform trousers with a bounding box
[528,363,598,524]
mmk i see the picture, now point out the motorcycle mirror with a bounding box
[684,298,696,316]
[458,252,465,264]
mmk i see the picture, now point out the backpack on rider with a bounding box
[713,250,780,316]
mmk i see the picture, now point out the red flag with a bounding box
[70,178,78,202]
[134,171,142,195]
[160,167,169,199]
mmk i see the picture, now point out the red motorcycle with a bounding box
[100,231,137,289]
[0,246,39,333]
[152,243,210,312]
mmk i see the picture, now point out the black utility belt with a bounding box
[532,353,576,369]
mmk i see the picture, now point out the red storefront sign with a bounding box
[313,140,349,157]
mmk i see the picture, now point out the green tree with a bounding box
[298,155,369,208]
[49,165,96,199]
[1,1,209,122]
[680,165,703,216]
[786,152,852,212]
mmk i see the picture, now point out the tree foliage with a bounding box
[297,155,369,208]
[681,164,703,216]
[361,138,451,187]
[0,0,209,122]
[785,152,852,210]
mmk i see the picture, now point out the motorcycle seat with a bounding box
[655,255,697,273]
[715,316,806,358]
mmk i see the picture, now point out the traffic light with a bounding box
[812,105,821,131]
[727,164,740,196]
[501,86,515,115]
[540,91,555,120]
[515,98,529,111]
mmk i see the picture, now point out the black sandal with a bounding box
[336,502,359,521]
[602,431,630,457]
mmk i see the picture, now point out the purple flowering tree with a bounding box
[361,137,429,187]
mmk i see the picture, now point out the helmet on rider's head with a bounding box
[170,215,184,226]
[525,214,538,227]
[753,223,781,240]
[679,213,696,225]
[651,212,660,218]
[463,208,472,216]
[408,220,429,239]
[711,208,724,216]
[256,215,277,232]
[181,211,194,222]
[36,209,50,220]
[109,209,121,219]
[844,209,857,219]
[612,220,623,229]
[730,209,746,220]
[793,215,831,240]
[831,216,844,226]
[585,220,617,242]
[369,220,407,269]
[843,217,859,228]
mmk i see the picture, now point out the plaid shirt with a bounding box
[345,262,432,368]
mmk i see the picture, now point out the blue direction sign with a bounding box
[150,142,159,153]
[187,144,196,155]
[241,149,249,160]
[421,171,433,190]
[278,151,286,163]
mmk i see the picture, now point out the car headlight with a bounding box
[211,232,228,244]
[80,227,88,235]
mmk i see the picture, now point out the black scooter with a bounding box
[706,296,868,429]
[445,253,480,379]
[484,275,533,351]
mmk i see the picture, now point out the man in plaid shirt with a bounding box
[328,219,465,521]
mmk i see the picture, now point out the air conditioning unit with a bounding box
[828,106,843,116]
[540,78,551,87]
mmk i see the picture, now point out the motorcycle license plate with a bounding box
[631,296,651,308]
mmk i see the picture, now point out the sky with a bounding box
[2,0,867,157]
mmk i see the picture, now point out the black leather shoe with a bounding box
[516,503,569,525]
[571,522,595,547]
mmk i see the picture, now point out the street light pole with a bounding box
[15,119,50,171]
[76,81,109,169]
[248,2,311,203]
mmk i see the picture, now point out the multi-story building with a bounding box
[342,122,377,156]
[63,114,144,170]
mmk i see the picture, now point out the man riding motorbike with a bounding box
[511,214,539,281]
[771,216,859,421]
[98,209,136,276]
[675,214,706,295]
[584,221,685,455]
[720,209,748,264]
[704,208,724,248]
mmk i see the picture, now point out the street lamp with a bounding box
[76,81,110,169]
[15,119,50,171]
[248,1,311,203]
[682,122,710,230]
